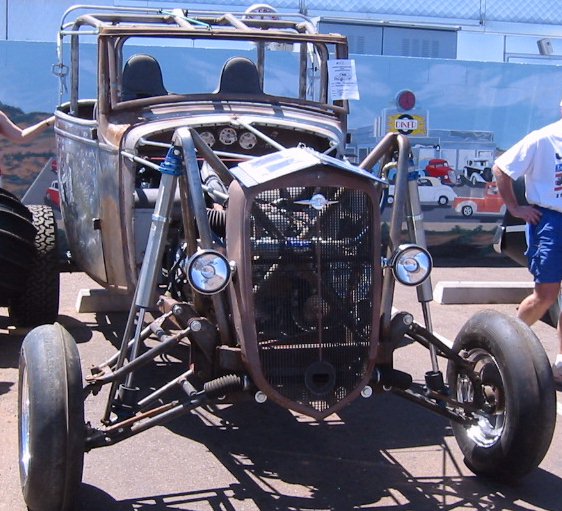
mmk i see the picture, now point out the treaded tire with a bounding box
[18,323,84,511]
[9,205,60,326]
[447,310,556,482]
[0,189,36,303]
[0,187,31,215]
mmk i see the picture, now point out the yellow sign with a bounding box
[386,112,427,136]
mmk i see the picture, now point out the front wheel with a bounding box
[18,323,85,511]
[447,310,556,481]
[461,205,474,217]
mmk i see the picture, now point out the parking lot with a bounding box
[1,261,561,511]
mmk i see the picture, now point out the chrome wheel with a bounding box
[19,363,30,482]
[456,348,505,448]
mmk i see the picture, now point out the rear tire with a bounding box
[0,189,36,304]
[447,310,555,481]
[18,323,84,511]
[9,205,60,326]
[461,205,474,217]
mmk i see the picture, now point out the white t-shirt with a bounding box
[495,118,562,212]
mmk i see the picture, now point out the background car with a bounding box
[388,176,457,207]
[454,182,506,217]
[44,179,60,209]
[462,158,493,186]
[420,158,459,185]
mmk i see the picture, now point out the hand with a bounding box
[509,204,541,224]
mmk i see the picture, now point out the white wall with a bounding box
[2,0,562,43]
[1,0,114,42]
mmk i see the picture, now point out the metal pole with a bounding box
[405,169,440,375]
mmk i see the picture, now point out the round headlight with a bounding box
[187,250,232,295]
[391,244,432,286]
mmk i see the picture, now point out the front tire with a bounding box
[447,310,555,481]
[18,323,84,511]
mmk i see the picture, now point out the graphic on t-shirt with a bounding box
[554,158,562,192]
[555,173,562,191]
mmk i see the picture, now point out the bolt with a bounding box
[361,385,373,398]
[403,313,413,325]
[254,391,267,404]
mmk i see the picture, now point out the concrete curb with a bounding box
[75,281,535,312]
[434,281,534,304]
[76,288,133,313]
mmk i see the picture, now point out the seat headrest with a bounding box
[216,57,263,95]
[122,54,168,101]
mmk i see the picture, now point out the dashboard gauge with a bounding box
[199,130,215,147]
[239,131,258,150]
[218,127,237,145]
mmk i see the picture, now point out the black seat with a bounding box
[122,54,168,101]
[216,57,263,95]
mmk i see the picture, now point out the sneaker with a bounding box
[552,361,562,384]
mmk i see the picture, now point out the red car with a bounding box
[453,182,506,217]
[44,179,60,209]
[423,158,458,185]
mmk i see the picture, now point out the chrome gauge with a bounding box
[239,131,258,150]
[199,131,215,147]
[218,127,237,145]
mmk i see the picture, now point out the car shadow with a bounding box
[51,308,562,511]
[77,394,562,510]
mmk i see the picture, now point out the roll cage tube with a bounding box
[358,132,412,337]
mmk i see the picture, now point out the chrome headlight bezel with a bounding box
[186,249,233,295]
[390,244,432,286]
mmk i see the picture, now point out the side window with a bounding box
[57,37,98,120]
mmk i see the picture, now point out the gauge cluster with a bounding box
[194,125,330,157]
[195,126,264,153]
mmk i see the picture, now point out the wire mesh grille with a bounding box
[250,186,374,412]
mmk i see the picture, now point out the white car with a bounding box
[387,176,457,206]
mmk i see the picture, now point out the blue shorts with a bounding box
[526,207,562,283]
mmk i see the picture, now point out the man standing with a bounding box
[493,106,562,383]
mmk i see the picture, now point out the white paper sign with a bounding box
[328,59,360,101]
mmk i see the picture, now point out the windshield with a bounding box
[115,35,328,104]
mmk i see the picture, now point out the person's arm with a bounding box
[0,111,55,143]
[492,164,541,224]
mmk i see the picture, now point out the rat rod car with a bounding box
[18,5,556,511]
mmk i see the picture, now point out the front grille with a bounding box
[250,186,375,413]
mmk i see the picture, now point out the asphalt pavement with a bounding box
[1,260,561,511]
